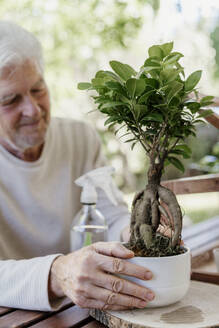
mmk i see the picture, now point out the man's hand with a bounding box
[50,242,155,310]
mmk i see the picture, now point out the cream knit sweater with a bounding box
[0,117,130,311]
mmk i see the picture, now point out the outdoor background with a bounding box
[1,0,218,224]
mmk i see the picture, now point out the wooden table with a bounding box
[1,269,218,328]
[0,299,105,328]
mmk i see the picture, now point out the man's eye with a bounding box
[31,88,45,94]
[2,96,18,106]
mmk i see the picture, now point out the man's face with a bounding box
[0,61,50,152]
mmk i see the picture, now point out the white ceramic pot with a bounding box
[121,247,191,308]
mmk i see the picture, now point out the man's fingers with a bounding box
[84,285,149,309]
[76,297,138,311]
[102,304,136,311]
[92,272,155,302]
[93,241,134,259]
[96,253,153,281]
[157,224,172,238]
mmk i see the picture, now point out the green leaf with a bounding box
[198,109,214,118]
[200,96,215,107]
[134,104,148,112]
[108,122,117,130]
[143,57,161,71]
[124,138,136,143]
[104,117,118,126]
[185,101,200,113]
[169,96,181,107]
[126,78,146,98]
[164,158,171,167]
[144,78,159,89]
[94,96,111,104]
[91,78,106,87]
[131,142,138,150]
[171,144,192,158]
[138,90,154,104]
[148,45,164,59]
[170,149,190,158]
[161,68,183,84]
[105,81,122,89]
[95,70,112,80]
[105,81,127,96]
[95,70,123,83]
[119,95,131,105]
[134,104,148,119]
[109,61,136,81]
[176,62,185,78]
[185,70,202,92]
[153,103,168,109]
[141,112,163,123]
[194,119,205,125]
[164,52,183,65]
[114,124,126,136]
[100,101,125,109]
[77,82,92,90]
[168,157,185,172]
[166,81,183,104]
[119,132,131,139]
[143,67,161,73]
[160,42,173,57]
[99,108,112,114]
[174,144,192,154]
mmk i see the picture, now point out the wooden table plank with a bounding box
[0,299,72,328]
[0,309,49,328]
[162,173,219,194]
[0,307,15,316]
[30,306,91,328]
[197,259,217,272]
[191,270,219,285]
[203,110,219,129]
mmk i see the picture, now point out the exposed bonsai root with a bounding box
[127,183,183,256]
[157,185,182,248]
[139,224,153,248]
[158,204,171,225]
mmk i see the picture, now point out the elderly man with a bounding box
[0,21,154,312]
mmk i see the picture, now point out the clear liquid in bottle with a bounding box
[70,204,108,251]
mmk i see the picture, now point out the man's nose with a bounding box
[22,94,41,117]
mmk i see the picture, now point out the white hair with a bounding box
[0,21,44,77]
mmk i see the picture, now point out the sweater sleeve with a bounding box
[0,254,67,311]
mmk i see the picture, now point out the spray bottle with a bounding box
[70,166,121,251]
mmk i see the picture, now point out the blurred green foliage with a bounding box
[0,0,151,104]
[0,0,218,194]
[211,25,219,79]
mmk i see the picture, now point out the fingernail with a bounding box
[139,300,147,308]
[124,248,134,256]
[146,292,155,301]
[144,271,153,280]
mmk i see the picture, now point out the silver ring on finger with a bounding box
[102,292,117,310]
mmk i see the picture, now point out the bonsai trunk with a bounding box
[127,162,183,257]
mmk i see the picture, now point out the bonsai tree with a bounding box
[78,42,214,257]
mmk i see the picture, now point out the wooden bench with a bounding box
[162,173,219,269]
